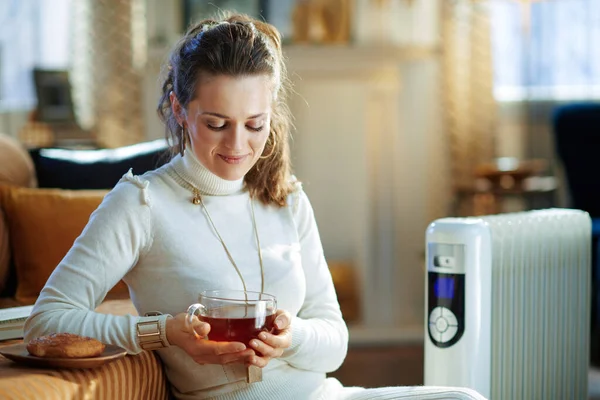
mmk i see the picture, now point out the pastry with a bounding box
[26,333,105,358]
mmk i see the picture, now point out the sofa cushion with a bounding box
[0,133,37,188]
[0,208,9,296]
[0,185,129,304]
[0,296,25,309]
[29,139,169,190]
[0,133,38,295]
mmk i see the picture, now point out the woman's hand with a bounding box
[166,313,255,365]
[248,309,292,368]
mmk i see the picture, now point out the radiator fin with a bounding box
[482,209,590,400]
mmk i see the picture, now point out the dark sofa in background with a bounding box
[28,139,170,190]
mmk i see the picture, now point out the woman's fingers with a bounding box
[169,313,256,366]
[273,310,292,331]
[168,311,295,367]
[190,321,210,338]
[209,340,247,356]
[244,308,293,367]
[191,343,253,365]
[250,338,280,358]
[257,331,291,351]
[217,348,256,365]
[247,354,271,368]
[179,314,210,338]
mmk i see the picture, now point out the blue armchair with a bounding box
[553,102,600,365]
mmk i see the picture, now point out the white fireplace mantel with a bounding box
[284,44,439,74]
[285,44,439,342]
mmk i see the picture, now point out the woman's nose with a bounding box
[224,125,246,151]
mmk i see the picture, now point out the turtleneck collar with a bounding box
[170,149,245,196]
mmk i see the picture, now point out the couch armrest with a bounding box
[0,299,170,400]
[0,343,169,400]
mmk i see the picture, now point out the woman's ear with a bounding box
[170,91,185,126]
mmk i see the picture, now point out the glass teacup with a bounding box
[185,290,277,346]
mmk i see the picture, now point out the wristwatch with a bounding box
[137,311,171,351]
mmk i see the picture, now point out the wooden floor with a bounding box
[328,344,424,388]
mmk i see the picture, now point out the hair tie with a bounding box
[184,31,204,55]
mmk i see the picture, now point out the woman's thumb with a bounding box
[191,319,211,338]
[179,313,210,338]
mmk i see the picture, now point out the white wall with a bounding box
[285,55,404,329]
[395,58,449,325]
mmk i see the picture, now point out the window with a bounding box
[490,0,600,101]
[0,0,71,109]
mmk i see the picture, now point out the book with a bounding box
[0,305,34,341]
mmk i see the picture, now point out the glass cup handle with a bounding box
[186,303,205,338]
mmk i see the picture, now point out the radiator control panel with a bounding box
[425,219,492,397]
[427,243,465,348]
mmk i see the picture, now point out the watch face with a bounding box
[144,311,163,317]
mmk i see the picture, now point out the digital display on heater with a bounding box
[434,277,455,299]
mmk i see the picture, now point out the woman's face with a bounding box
[174,74,272,181]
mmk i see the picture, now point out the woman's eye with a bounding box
[207,121,227,131]
[247,125,264,132]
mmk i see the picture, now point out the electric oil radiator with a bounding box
[424,209,590,399]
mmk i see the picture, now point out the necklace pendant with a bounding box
[246,365,262,383]
[191,190,202,205]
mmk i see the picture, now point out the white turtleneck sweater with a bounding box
[23,149,348,399]
[23,150,487,400]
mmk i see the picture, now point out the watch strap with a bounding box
[136,314,171,351]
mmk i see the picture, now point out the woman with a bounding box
[24,13,486,400]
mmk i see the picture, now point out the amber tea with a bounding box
[186,290,277,347]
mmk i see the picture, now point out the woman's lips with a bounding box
[218,154,248,164]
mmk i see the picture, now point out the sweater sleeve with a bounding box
[279,188,349,372]
[23,173,169,354]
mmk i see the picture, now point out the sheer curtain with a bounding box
[0,0,71,110]
[491,0,600,102]
[490,0,600,206]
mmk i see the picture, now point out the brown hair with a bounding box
[157,13,295,207]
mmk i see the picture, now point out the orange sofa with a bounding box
[0,134,170,399]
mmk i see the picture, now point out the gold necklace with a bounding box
[169,167,266,384]
[169,167,265,293]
